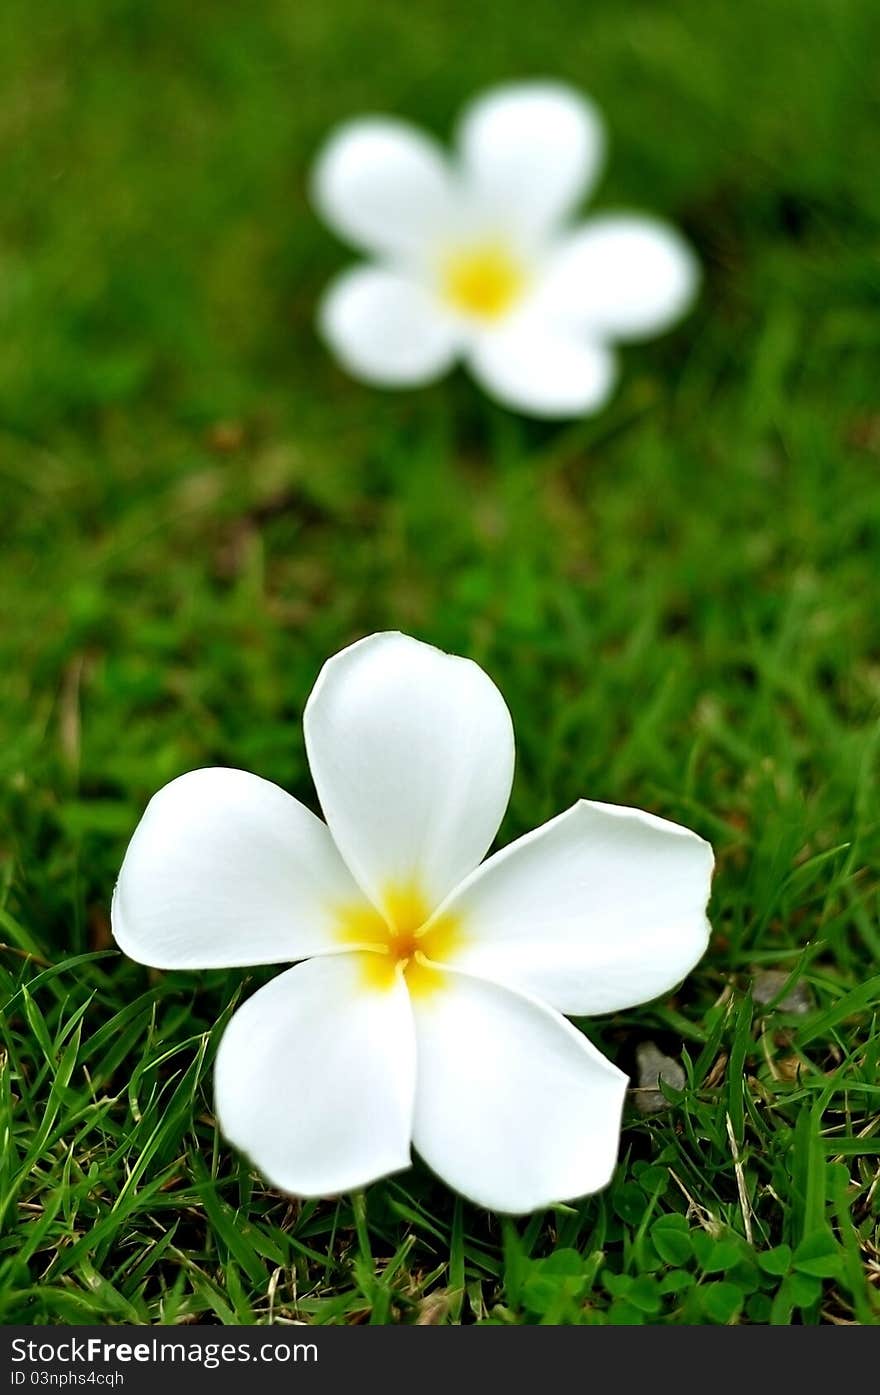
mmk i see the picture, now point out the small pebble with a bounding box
[633,1041,686,1115]
[752,969,813,1015]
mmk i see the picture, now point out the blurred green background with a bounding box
[1,0,879,1324]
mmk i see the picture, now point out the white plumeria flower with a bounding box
[311,82,699,419]
[112,633,713,1213]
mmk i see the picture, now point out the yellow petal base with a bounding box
[335,882,465,999]
[440,243,525,320]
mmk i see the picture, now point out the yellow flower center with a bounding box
[334,882,464,999]
[440,242,525,320]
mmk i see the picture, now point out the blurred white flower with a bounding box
[311,83,699,418]
[112,632,713,1213]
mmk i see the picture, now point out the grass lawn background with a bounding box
[1,0,879,1324]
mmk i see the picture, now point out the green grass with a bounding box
[2,0,880,1325]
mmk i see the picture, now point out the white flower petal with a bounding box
[215,954,415,1196]
[304,632,514,916]
[457,82,605,241]
[112,767,363,970]
[439,800,714,1015]
[412,969,626,1212]
[540,215,699,340]
[319,266,458,388]
[310,117,456,261]
[468,314,615,418]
